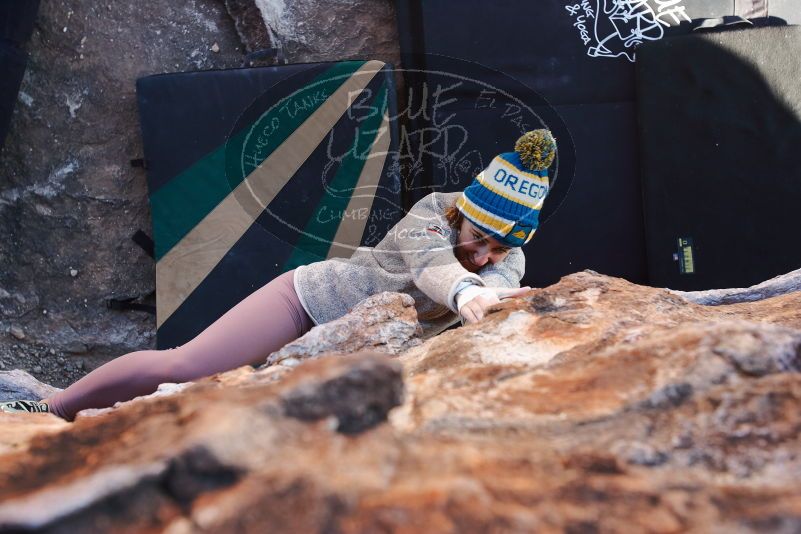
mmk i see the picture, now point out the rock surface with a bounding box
[0,0,247,387]
[2,271,800,532]
[224,0,271,54]
[670,266,801,305]
[0,369,61,402]
[252,0,401,67]
[264,291,422,367]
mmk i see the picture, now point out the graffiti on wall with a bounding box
[565,0,691,62]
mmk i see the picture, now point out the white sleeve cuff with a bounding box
[456,285,496,313]
[446,274,484,313]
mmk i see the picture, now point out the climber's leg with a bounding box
[44,269,313,421]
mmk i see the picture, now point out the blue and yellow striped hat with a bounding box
[455,129,556,247]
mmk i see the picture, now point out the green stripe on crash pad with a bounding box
[149,61,368,261]
[282,82,390,271]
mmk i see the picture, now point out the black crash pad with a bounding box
[395,0,790,106]
[0,42,26,149]
[637,25,801,290]
[136,61,401,348]
[0,0,40,46]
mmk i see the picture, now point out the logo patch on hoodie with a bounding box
[426,224,450,239]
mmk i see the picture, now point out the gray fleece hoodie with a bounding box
[293,191,526,338]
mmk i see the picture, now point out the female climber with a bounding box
[0,129,557,421]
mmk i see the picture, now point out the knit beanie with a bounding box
[455,129,557,247]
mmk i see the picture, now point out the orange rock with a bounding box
[1,270,800,532]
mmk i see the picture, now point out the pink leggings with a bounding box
[45,270,313,421]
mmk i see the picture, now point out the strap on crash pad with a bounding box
[242,47,286,67]
[105,294,156,315]
[131,229,154,259]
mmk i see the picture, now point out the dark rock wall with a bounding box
[0,0,401,388]
[253,0,400,66]
[0,0,249,386]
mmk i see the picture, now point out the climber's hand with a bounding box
[458,286,531,324]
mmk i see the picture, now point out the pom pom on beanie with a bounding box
[514,129,557,171]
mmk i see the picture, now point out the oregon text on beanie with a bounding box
[455,129,557,247]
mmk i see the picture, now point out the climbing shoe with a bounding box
[0,399,50,414]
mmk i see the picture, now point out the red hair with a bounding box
[444,203,463,230]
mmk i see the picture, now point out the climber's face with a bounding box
[455,218,511,273]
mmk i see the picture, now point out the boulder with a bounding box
[264,291,422,367]
[252,0,400,66]
[0,369,61,401]
[2,270,801,531]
